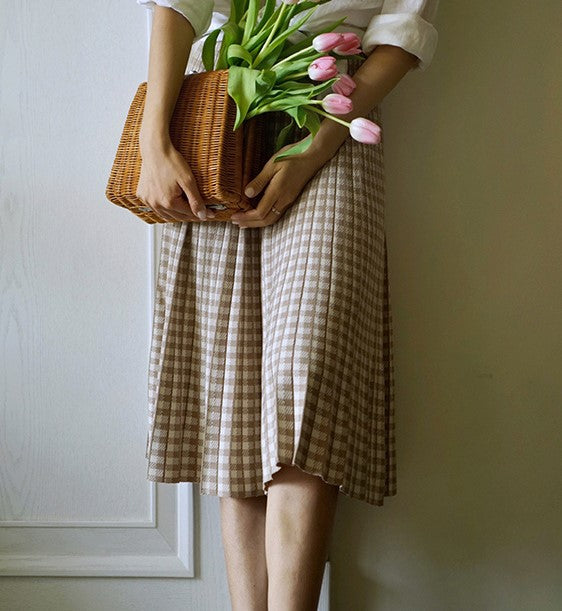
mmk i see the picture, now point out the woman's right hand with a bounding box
[136,135,215,222]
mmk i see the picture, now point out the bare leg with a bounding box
[265,464,340,611]
[219,494,268,611]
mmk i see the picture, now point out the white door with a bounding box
[0,0,197,603]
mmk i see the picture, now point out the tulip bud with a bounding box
[332,73,356,96]
[349,117,382,144]
[334,32,362,55]
[321,93,353,115]
[312,32,344,53]
[308,56,338,81]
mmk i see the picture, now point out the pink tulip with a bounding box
[334,32,362,55]
[308,56,338,81]
[322,93,353,115]
[349,117,381,144]
[332,73,356,96]
[312,32,344,53]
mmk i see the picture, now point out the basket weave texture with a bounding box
[105,69,275,224]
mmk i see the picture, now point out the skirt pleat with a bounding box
[145,38,396,506]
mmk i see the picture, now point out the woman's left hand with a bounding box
[230,138,329,228]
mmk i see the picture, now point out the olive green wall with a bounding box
[331,2,562,609]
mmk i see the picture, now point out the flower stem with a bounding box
[273,44,314,68]
[306,105,352,128]
[279,70,309,81]
[252,3,287,67]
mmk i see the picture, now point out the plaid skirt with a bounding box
[144,38,397,507]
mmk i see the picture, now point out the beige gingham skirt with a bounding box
[144,38,397,507]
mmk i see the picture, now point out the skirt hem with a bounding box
[146,457,397,507]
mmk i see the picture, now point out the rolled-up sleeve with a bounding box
[361,0,439,71]
[136,0,214,40]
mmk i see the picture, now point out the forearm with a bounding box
[308,44,419,161]
[140,6,196,152]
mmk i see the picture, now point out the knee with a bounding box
[270,463,317,488]
[268,463,339,496]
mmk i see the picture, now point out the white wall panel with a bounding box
[1,0,194,583]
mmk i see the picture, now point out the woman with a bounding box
[135,0,439,608]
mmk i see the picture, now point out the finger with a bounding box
[167,208,199,222]
[232,189,278,224]
[243,160,275,199]
[238,180,297,227]
[233,194,284,228]
[153,199,197,223]
[153,207,187,222]
[147,202,176,222]
[235,171,286,221]
[169,193,203,221]
[234,204,283,228]
[178,177,212,220]
[232,176,279,225]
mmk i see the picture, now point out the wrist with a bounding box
[307,121,349,163]
[139,124,172,155]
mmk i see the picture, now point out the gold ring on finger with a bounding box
[271,205,281,215]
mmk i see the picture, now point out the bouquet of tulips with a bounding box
[202,0,382,160]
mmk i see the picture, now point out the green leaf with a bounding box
[245,24,273,54]
[227,44,254,67]
[291,1,325,16]
[227,65,261,130]
[276,80,312,91]
[302,107,321,136]
[273,134,313,161]
[245,0,286,50]
[275,77,338,98]
[246,95,313,118]
[308,78,339,99]
[286,105,308,128]
[216,22,243,69]
[202,28,221,71]
[248,69,277,113]
[231,0,249,23]
[253,6,318,69]
[274,118,296,152]
[256,44,286,70]
[273,57,314,81]
[255,69,276,95]
[254,0,277,33]
[275,47,318,69]
[241,0,260,45]
[245,2,286,55]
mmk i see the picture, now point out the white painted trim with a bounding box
[1,485,156,528]
[176,483,195,576]
[319,561,331,610]
[0,483,194,577]
[0,555,192,578]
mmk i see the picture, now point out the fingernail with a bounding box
[197,210,207,220]
[245,186,255,197]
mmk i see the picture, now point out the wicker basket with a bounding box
[105,69,277,224]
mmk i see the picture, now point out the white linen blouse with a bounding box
[137,0,439,71]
